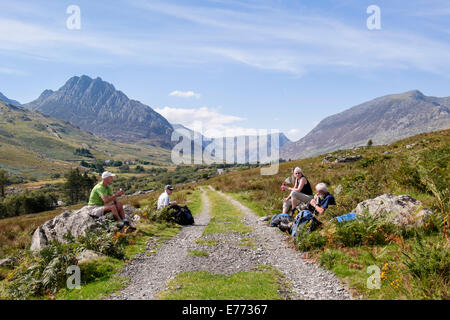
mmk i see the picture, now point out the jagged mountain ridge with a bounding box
[24,75,174,148]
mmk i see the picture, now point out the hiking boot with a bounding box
[117,221,125,229]
[123,219,130,226]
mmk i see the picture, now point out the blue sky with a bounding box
[0,0,449,140]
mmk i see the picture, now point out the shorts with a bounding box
[283,192,313,211]
[86,205,105,218]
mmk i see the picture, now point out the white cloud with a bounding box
[0,67,27,75]
[169,90,201,99]
[154,106,270,138]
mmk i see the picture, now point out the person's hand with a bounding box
[310,199,317,207]
[117,189,125,196]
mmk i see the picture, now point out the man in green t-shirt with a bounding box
[88,171,129,228]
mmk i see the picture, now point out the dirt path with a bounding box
[107,186,352,300]
[107,186,212,300]
[213,187,352,300]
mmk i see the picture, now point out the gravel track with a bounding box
[106,186,352,300]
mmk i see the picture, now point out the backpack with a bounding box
[269,213,294,227]
[171,205,195,225]
[290,210,322,238]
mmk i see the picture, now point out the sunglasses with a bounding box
[294,172,302,175]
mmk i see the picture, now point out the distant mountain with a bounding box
[0,92,21,106]
[281,90,450,160]
[172,123,291,163]
[0,100,170,179]
[23,75,174,148]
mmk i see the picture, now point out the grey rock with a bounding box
[0,257,16,267]
[30,204,137,253]
[76,249,104,264]
[354,194,434,227]
[334,155,362,163]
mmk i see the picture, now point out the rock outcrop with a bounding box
[354,194,433,227]
[30,205,137,253]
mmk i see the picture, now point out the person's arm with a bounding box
[101,189,124,204]
[310,195,331,215]
[289,177,306,193]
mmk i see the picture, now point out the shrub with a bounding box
[402,237,449,279]
[1,190,58,218]
[319,249,347,269]
[334,212,401,247]
[77,228,126,260]
[4,240,79,299]
[78,257,120,284]
[296,224,326,251]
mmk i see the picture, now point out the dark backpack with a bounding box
[171,205,195,225]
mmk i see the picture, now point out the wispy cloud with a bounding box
[1,0,450,76]
[0,66,27,75]
[128,0,450,76]
[169,90,201,99]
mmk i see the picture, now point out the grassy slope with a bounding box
[201,129,449,299]
[0,101,170,180]
[0,185,202,299]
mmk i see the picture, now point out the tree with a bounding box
[0,170,9,198]
[63,168,96,204]
[367,139,373,146]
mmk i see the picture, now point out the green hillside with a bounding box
[204,129,449,299]
[0,101,171,180]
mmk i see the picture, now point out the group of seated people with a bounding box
[88,168,332,237]
[271,167,335,236]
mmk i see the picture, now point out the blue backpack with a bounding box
[291,210,323,238]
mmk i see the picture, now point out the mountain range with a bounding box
[0,92,21,106]
[280,90,450,160]
[23,76,174,148]
[3,75,450,166]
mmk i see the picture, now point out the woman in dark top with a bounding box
[281,167,313,214]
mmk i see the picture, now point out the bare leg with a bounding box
[104,205,122,222]
[115,201,125,220]
[291,197,299,212]
[282,199,291,214]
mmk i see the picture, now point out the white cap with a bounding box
[102,171,116,179]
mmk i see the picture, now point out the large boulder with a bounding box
[30,205,137,253]
[354,194,433,227]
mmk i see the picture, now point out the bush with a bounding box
[77,228,126,260]
[78,257,120,284]
[402,237,449,279]
[4,240,79,299]
[1,190,58,218]
[296,224,326,251]
[3,226,128,299]
[334,212,401,247]
[319,249,347,269]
